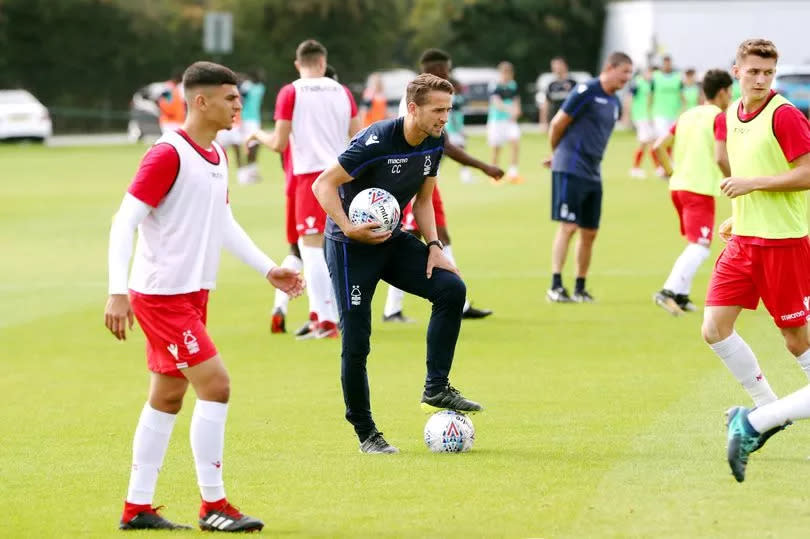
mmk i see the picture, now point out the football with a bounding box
[424,410,475,453]
[348,187,401,233]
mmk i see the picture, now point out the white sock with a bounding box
[272,254,303,315]
[663,243,711,295]
[190,400,228,503]
[126,403,177,505]
[749,384,810,433]
[507,165,519,177]
[795,348,810,381]
[299,243,337,324]
[384,286,405,317]
[442,245,470,311]
[710,332,777,407]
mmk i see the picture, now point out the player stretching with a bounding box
[313,74,483,454]
[698,40,810,482]
[106,61,304,530]
[545,52,633,303]
[652,69,733,315]
[251,40,360,339]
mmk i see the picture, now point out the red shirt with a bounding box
[128,130,221,208]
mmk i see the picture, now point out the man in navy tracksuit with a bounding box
[312,73,484,454]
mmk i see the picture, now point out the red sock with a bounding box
[650,149,661,167]
[320,320,337,331]
[633,148,644,167]
[122,501,152,522]
[200,497,228,516]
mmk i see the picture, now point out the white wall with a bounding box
[603,1,810,71]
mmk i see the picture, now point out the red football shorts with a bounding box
[285,181,298,246]
[129,289,218,377]
[671,190,715,245]
[399,186,447,233]
[706,236,810,328]
[294,171,327,236]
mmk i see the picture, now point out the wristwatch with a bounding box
[426,240,444,251]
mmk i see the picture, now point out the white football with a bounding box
[348,188,401,233]
[424,410,475,453]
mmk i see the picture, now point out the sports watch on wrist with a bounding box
[426,240,444,251]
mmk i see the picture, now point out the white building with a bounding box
[602,1,810,71]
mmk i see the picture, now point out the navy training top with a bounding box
[551,78,621,182]
[326,117,444,243]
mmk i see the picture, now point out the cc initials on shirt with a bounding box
[391,164,401,174]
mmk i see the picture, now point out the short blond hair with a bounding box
[736,39,779,63]
[405,73,453,106]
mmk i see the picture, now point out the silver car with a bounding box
[0,90,52,142]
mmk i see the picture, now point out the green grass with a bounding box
[2,132,810,538]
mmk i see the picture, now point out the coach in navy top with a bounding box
[313,73,484,454]
[545,52,633,304]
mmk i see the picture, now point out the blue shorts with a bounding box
[551,171,602,229]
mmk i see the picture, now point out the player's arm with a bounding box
[311,163,390,244]
[722,153,810,197]
[253,120,290,153]
[106,193,151,341]
[548,109,573,150]
[222,205,304,296]
[715,140,731,178]
[348,115,362,138]
[512,98,522,121]
[412,176,459,278]
[443,139,503,179]
[652,132,675,177]
[346,86,362,138]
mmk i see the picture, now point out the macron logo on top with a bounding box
[365,134,380,146]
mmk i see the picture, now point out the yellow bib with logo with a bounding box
[726,94,807,238]
[670,104,723,196]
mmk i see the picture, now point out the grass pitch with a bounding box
[2,131,809,538]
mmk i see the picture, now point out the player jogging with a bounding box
[544,52,633,303]
[698,39,810,482]
[250,40,361,340]
[652,69,733,315]
[105,61,304,530]
[628,65,655,179]
[649,55,684,177]
[313,74,484,454]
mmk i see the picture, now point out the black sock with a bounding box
[575,277,586,293]
[552,273,563,289]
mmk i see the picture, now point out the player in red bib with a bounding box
[105,62,303,530]
[697,40,810,482]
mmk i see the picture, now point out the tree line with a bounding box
[0,0,605,132]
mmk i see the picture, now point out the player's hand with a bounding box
[483,164,504,180]
[720,176,757,198]
[426,246,460,279]
[542,156,553,169]
[245,129,270,149]
[718,217,733,243]
[267,267,305,297]
[345,222,391,244]
[104,294,134,341]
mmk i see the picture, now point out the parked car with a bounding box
[0,90,52,142]
[128,81,168,142]
[451,66,500,123]
[773,65,810,116]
